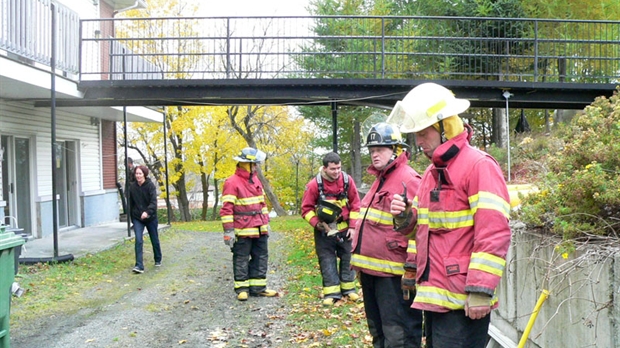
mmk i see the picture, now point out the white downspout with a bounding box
[114,0,146,16]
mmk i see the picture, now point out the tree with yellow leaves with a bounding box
[117,0,316,219]
[117,0,217,221]
[225,105,315,217]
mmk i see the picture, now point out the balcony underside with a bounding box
[36,79,619,110]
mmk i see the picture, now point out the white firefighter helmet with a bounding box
[386,83,470,133]
[233,147,266,163]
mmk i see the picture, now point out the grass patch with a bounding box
[278,218,371,347]
[10,229,181,327]
[10,216,371,346]
[173,215,309,233]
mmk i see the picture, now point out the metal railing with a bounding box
[0,0,79,74]
[2,9,618,85]
[79,16,620,84]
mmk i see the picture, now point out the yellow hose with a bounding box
[517,289,550,348]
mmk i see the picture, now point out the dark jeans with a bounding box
[425,310,491,348]
[360,272,423,348]
[314,228,356,299]
[232,234,269,295]
[132,217,161,270]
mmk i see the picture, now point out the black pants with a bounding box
[314,228,356,299]
[360,272,423,348]
[232,234,269,295]
[425,310,490,348]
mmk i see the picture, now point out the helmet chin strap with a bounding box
[438,120,448,144]
[387,146,399,165]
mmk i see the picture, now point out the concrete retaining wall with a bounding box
[491,223,620,347]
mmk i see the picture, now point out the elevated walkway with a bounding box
[46,15,620,110]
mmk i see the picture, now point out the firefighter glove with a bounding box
[464,292,492,320]
[393,204,413,231]
[402,267,417,293]
[325,221,340,236]
[402,265,416,300]
[223,229,236,249]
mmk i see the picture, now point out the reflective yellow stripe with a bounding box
[470,191,511,218]
[260,225,269,233]
[234,280,249,289]
[351,254,404,275]
[236,227,261,236]
[428,210,474,229]
[222,194,236,203]
[417,207,473,229]
[222,194,266,207]
[415,285,468,309]
[415,285,498,309]
[304,211,316,222]
[335,198,348,208]
[407,239,417,254]
[469,252,506,277]
[237,195,265,205]
[323,285,340,295]
[349,211,360,220]
[262,207,269,214]
[337,221,349,230]
[221,215,233,223]
[360,207,393,226]
[340,281,356,291]
[249,278,267,287]
[426,99,447,117]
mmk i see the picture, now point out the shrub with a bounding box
[517,87,620,239]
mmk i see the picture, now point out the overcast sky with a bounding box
[198,0,310,16]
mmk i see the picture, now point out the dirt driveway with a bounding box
[11,230,290,348]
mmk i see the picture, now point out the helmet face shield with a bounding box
[386,101,417,133]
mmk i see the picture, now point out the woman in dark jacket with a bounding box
[128,165,161,273]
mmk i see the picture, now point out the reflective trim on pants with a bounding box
[232,234,269,295]
[314,228,356,299]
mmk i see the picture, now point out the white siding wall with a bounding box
[0,100,102,197]
[57,0,98,19]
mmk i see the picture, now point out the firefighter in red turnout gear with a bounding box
[389,83,512,348]
[220,147,278,301]
[351,123,423,348]
[301,152,361,305]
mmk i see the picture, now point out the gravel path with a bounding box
[11,230,290,348]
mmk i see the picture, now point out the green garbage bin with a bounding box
[0,224,26,348]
